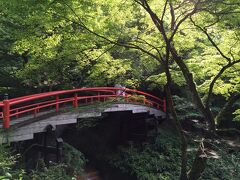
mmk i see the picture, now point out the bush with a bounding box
[128,95,146,104]
[0,145,24,179]
[31,164,72,180]
[28,143,87,180]
[63,143,87,175]
[104,131,182,179]
[172,95,203,121]
[101,130,240,180]
[201,142,240,180]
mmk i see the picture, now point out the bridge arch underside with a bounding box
[1,103,166,143]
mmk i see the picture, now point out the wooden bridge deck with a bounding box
[0,103,165,143]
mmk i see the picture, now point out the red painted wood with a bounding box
[56,95,59,112]
[0,87,165,129]
[3,100,10,128]
[74,93,78,108]
[163,98,167,113]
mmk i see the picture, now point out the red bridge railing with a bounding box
[0,87,166,129]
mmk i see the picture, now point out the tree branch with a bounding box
[190,17,240,106]
[136,38,165,60]
[206,59,240,107]
[191,17,232,62]
[161,0,169,21]
[169,2,175,30]
[135,0,169,44]
[55,1,162,63]
[169,0,200,42]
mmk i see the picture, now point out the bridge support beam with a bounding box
[56,138,63,163]
[42,125,63,165]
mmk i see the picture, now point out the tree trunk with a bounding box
[170,46,216,133]
[188,141,208,180]
[133,0,216,133]
[164,65,188,180]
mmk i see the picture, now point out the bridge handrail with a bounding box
[6,89,110,104]
[8,88,115,105]
[0,87,166,128]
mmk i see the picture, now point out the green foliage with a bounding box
[100,130,240,180]
[31,164,72,180]
[104,131,182,180]
[1,0,240,179]
[173,95,203,121]
[188,10,240,99]
[128,94,146,104]
[0,0,143,91]
[201,142,240,180]
[28,143,86,180]
[62,143,87,174]
[0,145,15,179]
[86,57,135,87]
[232,100,240,123]
[1,0,239,104]
[233,109,240,122]
[146,73,166,90]
[0,145,24,180]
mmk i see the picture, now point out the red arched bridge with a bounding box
[0,87,166,142]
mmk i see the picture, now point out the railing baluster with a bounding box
[163,98,167,112]
[34,109,37,118]
[74,93,78,108]
[16,109,19,118]
[56,95,59,112]
[125,95,128,103]
[98,93,100,102]
[3,100,10,128]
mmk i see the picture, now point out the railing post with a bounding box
[56,95,59,112]
[34,109,37,118]
[163,98,167,112]
[73,93,78,108]
[98,93,100,102]
[125,95,128,103]
[3,100,10,129]
[16,109,19,118]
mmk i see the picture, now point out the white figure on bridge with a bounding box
[114,84,126,96]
